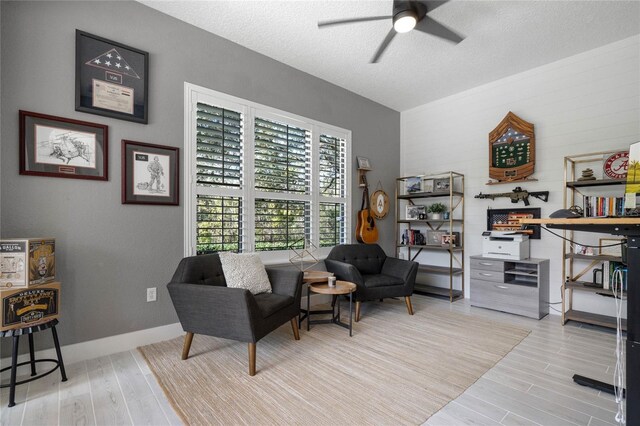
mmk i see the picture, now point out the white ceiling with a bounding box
[140,0,640,111]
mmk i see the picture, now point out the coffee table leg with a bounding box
[336,296,341,323]
[349,292,353,337]
[306,284,310,331]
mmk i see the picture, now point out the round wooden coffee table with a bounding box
[306,280,356,336]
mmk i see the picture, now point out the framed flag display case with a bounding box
[488,111,535,184]
[76,30,148,124]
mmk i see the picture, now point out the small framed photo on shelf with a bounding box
[599,238,623,257]
[76,30,149,124]
[406,205,426,220]
[356,156,371,170]
[422,179,434,193]
[405,176,422,193]
[441,234,457,246]
[122,140,179,205]
[433,178,450,192]
[19,110,108,181]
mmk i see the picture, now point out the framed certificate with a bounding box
[76,30,148,124]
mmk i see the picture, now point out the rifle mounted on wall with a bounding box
[475,187,549,206]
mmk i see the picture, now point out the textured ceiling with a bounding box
[139,0,640,111]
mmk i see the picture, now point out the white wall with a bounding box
[401,35,640,317]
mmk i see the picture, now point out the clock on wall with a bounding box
[371,189,389,219]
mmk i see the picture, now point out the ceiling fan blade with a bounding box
[415,16,464,43]
[318,15,392,28]
[417,1,449,14]
[371,29,397,63]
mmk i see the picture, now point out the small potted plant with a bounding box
[427,203,447,220]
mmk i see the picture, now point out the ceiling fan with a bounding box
[318,0,464,63]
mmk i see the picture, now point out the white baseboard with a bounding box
[1,322,184,367]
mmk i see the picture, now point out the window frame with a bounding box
[184,82,352,262]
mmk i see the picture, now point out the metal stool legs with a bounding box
[28,334,37,377]
[9,335,20,407]
[51,325,67,382]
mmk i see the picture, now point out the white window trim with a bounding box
[184,82,352,263]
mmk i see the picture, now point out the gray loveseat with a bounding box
[325,244,418,321]
[167,254,303,376]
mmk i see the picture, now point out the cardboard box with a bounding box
[0,239,55,289]
[1,281,60,331]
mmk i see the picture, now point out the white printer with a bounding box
[482,231,530,260]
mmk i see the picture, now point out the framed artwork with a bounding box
[487,207,541,239]
[356,156,371,170]
[406,205,425,220]
[19,110,108,180]
[488,111,535,183]
[76,30,149,124]
[405,177,422,193]
[441,234,457,246]
[599,238,623,257]
[122,140,179,205]
[433,178,450,192]
[422,179,434,193]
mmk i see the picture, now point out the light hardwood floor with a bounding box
[1,297,624,425]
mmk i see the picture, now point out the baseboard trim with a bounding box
[1,322,184,367]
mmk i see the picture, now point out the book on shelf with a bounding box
[601,261,626,291]
[583,196,624,217]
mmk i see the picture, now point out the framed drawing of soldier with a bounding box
[121,140,179,205]
[488,111,536,184]
[76,30,149,124]
[19,110,108,181]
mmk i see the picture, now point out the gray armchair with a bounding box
[167,254,303,376]
[325,244,418,321]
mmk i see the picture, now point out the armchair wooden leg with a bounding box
[405,296,414,316]
[248,343,256,376]
[290,317,300,340]
[355,301,361,322]
[181,332,194,360]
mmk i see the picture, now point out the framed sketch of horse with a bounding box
[20,110,108,181]
[488,111,536,184]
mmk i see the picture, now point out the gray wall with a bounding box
[0,1,400,352]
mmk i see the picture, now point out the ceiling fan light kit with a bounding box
[317,0,465,63]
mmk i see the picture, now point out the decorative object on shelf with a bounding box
[577,168,596,181]
[1,282,61,331]
[418,213,426,220]
[426,230,448,246]
[433,178,450,192]
[122,140,179,205]
[427,202,446,220]
[422,179,434,193]
[406,205,426,220]
[443,212,450,220]
[1,239,55,289]
[356,156,371,170]
[626,142,640,215]
[487,111,536,184]
[370,182,390,220]
[475,187,549,206]
[599,238,624,257]
[487,208,541,239]
[405,176,422,193]
[76,30,149,124]
[441,234,456,246]
[19,110,108,181]
[289,238,319,271]
[602,151,629,180]
[356,174,378,244]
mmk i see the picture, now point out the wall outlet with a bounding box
[146,287,157,302]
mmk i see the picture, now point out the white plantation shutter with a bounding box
[318,134,347,247]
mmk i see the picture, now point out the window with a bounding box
[185,83,351,258]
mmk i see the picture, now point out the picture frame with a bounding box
[76,30,149,124]
[599,238,623,257]
[426,230,448,245]
[422,179,434,193]
[356,156,371,170]
[441,234,457,246]
[406,205,425,220]
[405,177,423,193]
[487,207,542,239]
[122,140,179,205]
[433,178,450,192]
[19,110,108,181]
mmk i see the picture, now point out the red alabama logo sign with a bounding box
[603,151,628,179]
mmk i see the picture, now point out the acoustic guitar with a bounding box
[356,174,379,244]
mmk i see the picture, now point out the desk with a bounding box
[522,218,640,423]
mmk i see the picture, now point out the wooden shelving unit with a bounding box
[395,171,464,302]
[561,150,629,330]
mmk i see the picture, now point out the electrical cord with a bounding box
[612,267,626,425]
[540,226,626,248]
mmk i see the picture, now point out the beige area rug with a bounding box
[139,298,530,425]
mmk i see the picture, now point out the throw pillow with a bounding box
[219,252,272,295]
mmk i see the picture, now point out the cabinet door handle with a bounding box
[479,272,493,277]
[495,285,509,289]
[480,262,493,266]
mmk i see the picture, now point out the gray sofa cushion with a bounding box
[254,293,294,318]
[363,274,405,288]
[326,244,386,275]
